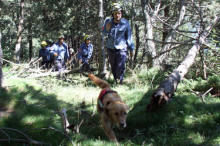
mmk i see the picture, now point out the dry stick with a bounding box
[47,126,74,146]
[16,58,39,76]
[0,138,47,145]
[0,127,31,141]
[144,39,194,64]
[23,126,75,145]
[0,129,10,139]
[2,58,41,73]
[201,87,213,102]
[61,108,70,133]
[0,127,47,145]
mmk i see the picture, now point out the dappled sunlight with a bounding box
[1,71,220,145]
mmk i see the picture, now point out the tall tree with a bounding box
[14,0,24,63]
[98,0,106,77]
[0,30,4,87]
[141,0,161,67]
[158,0,186,64]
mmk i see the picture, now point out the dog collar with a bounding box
[98,89,117,109]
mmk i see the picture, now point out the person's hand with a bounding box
[54,53,58,57]
[106,21,112,31]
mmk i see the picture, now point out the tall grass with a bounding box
[0,67,219,145]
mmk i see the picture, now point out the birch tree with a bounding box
[147,15,219,111]
[141,0,161,67]
[98,0,106,77]
[158,0,186,64]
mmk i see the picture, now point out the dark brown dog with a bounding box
[88,73,129,143]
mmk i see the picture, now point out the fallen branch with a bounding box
[2,58,42,74]
[23,126,75,146]
[0,138,47,145]
[0,127,47,145]
[201,87,213,102]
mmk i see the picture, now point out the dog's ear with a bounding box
[105,100,113,110]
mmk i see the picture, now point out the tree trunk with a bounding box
[0,30,4,87]
[158,0,186,64]
[14,0,24,63]
[28,25,33,61]
[133,23,140,68]
[147,16,219,111]
[162,6,170,43]
[98,0,106,78]
[199,49,207,80]
[141,0,161,68]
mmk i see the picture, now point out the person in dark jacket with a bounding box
[50,33,69,77]
[77,35,93,71]
[38,41,52,69]
[102,3,134,84]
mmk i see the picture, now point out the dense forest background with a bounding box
[0,0,219,145]
[0,0,219,73]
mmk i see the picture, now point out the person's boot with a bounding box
[119,79,123,85]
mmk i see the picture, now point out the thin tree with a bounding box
[14,0,24,63]
[0,30,4,87]
[141,0,161,67]
[158,0,186,64]
[98,0,106,77]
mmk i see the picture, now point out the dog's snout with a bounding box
[120,123,126,128]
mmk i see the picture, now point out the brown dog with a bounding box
[88,73,129,143]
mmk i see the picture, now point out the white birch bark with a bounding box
[147,16,219,111]
[98,0,106,77]
[158,0,186,64]
[142,0,161,67]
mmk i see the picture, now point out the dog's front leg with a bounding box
[101,118,118,143]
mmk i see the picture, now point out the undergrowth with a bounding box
[0,67,219,145]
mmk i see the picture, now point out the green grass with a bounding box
[0,67,220,145]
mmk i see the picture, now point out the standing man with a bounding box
[51,33,69,77]
[77,35,93,71]
[102,3,134,84]
[39,41,52,70]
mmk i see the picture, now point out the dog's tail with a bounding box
[88,73,110,89]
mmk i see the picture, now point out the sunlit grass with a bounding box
[1,67,220,145]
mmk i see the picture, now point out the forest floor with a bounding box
[0,67,220,145]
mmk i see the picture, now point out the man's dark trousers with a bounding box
[108,48,127,82]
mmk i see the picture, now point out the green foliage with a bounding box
[193,74,220,93]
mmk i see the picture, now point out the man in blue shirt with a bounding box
[77,35,93,71]
[51,33,69,76]
[39,41,52,69]
[102,3,134,84]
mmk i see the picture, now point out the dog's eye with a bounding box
[115,112,118,116]
[124,112,127,115]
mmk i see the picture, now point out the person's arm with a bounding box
[77,44,83,63]
[50,44,58,57]
[86,44,93,61]
[102,17,112,36]
[64,44,69,60]
[125,21,134,58]
[39,49,42,58]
